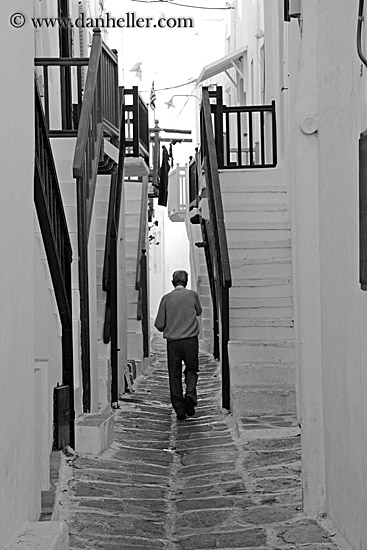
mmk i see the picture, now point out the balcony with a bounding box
[168,164,187,222]
[204,87,277,169]
[123,86,150,177]
[35,34,119,141]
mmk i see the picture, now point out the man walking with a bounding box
[154,270,202,421]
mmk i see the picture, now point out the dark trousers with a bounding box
[167,337,199,416]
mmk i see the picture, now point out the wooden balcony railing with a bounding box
[124,87,149,166]
[35,29,119,140]
[34,80,75,447]
[206,86,277,169]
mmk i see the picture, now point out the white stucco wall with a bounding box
[34,224,64,491]
[0,1,37,545]
[291,0,367,546]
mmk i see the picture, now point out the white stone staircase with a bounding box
[185,219,213,353]
[124,179,145,373]
[220,168,296,415]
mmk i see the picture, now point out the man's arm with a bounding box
[154,297,166,332]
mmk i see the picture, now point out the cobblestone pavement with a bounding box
[58,334,351,550]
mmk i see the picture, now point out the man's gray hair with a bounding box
[172,270,188,287]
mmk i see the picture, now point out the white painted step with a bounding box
[230,282,293,299]
[230,324,294,340]
[230,306,294,319]
[228,340,296,363]
[231,259,292,279]
[219,167,284,188]
[222,190,287,204]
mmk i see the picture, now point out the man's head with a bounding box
[172,270,188,288]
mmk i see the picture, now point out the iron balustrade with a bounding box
[207,87,277,169]
[124,87,150,166]
[34,80,75,447]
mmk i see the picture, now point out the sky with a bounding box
[104,0,230,163]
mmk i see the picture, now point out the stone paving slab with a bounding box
[57,333,353,550]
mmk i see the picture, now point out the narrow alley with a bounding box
[57,333,348,550]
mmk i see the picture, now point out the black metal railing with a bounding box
[198,87,232,409]
[103,89,126,405]
[124,87,149,165]
[206,86,277,169]
[72,29,120,413]
[135,178,150,359]
[34,80,75,447]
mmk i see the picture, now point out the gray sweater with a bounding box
[154,286,202,341]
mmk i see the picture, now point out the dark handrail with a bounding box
[72,28,119,413]
[103,89,126,293]
[140,250,150,358]
[34,80,75,446]
[199,88,232,409]
[135,178,149,291]
[34,80,73,324]
[73,28,103,184]
[201,89,232,288]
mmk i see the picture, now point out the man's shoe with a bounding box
[184,396,196,417]
[177,413,186,421]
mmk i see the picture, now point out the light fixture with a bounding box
[165,94,201,109]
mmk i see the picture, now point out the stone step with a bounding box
[222,202,288,211]
[225,209,290,224]
[230,324,294,340]
[228,246,291,260]
[231,259,292,279]
[221,187,287,203]
[229,297,293,308]
[228,340,296,363]
[125,215,142,228]
[228,239,291,249]
[226,221,290,231]
[230,279,293,299]
[230,307,294,319]
[226,228,291,241]
[229,361,295,387]
[219,168,285,185]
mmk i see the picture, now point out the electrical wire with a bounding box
[141,79,197,92]
[130,0,234,10]
[357,0,367,67]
